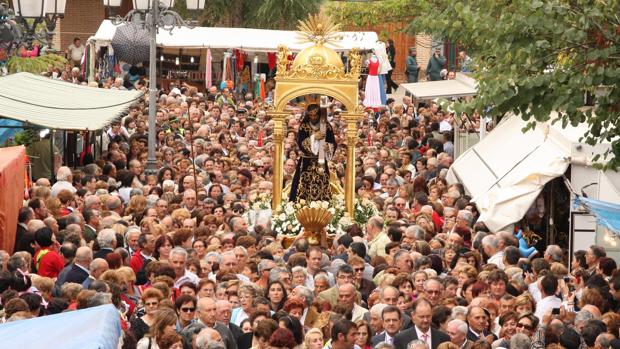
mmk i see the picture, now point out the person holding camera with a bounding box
[427,47,446,81]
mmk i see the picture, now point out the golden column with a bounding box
[271,111,288,209]
[343,112,361,216]
[268,13,362,211]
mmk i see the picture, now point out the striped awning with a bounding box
[0,72,143,130]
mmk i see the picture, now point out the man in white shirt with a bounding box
[534,274,562,321]
[51,166,76,197]
[66,37,85,66]
[170,247,200,288]
[482,234,505,270]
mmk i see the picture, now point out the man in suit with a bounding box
[93,229,116,260]
[371,305,402,346]
[466,306,497,342]
[447,319,474,349]
[380,285,413,330]
[216,300,243,342]
[59,246,92,285]
[82,208,100,244]
[393,298,450,349]
[14,207,33,252]
[194,297,237,349]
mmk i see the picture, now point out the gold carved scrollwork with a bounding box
[287,61,349,80]
[276,45,291,78]
[347,48,362,79]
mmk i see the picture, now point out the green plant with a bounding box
[7,53,66,74]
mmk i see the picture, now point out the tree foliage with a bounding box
[7,54,66,74]
[173,0,322,29]
[407,0,620,168]
[325,0,414,28]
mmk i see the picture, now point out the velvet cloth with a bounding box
[288,116,336,203]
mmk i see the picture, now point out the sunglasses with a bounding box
[180,307,196,313]
[516,323,533,330]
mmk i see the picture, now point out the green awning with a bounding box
[0,73,143,130]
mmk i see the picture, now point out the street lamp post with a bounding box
[1,0,66,50]
[103,0,204,176]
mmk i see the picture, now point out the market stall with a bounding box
[86,20,379,88]
[0,72,143,179]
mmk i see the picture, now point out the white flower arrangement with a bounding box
[243,193,273,229]
[271,200,303,236]
[354,197,380,226]
[261,195,381,237]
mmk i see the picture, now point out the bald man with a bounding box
[185,297,237,349]
[58,246,92,286]
[216,300,242,342]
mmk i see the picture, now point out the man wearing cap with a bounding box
[167,116,185,136]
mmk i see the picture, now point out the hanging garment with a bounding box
[205,48,212,89]
[235,50,246,70]
[378,74,387,105]
[267,52,276,71]
[363,56,382,108]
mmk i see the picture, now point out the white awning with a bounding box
[400,73,477,99]
[91,20,379,52]
[0,73,143,131]
[446,113,600,232]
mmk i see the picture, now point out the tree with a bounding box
[173,0,322,29]
[325,0,414,28]
[406,0,620,168]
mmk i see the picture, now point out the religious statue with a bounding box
[289,103,337,202]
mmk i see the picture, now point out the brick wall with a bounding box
[55,0,107,52]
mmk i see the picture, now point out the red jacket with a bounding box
[34,248,64,278]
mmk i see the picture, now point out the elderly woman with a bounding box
[291,266,308,289]
[231,283,260,326]
[131,288,165,341]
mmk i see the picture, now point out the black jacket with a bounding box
[393,327,450,349]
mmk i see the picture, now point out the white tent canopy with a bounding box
[0,73,143,130]
[400,73,477,99]
[446,113,603,232]
[90,20,379,52]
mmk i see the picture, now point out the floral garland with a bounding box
[268,195,380,237]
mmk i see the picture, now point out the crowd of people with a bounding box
[1,66,619,349]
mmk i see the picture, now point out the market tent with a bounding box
[400,73,477,99]
[446,113,602,232]
[0,146,26,253]
[0,72,143,130]
[91,20,379,51]
[0,304,121,349]
[574,196,620,236]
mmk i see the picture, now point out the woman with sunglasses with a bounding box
[515,312,538,337]
[174,294,196,332]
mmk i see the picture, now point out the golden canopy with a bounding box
[270,13,363,215]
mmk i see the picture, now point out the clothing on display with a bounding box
[205,48,212,89]
[363,56,382,108]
